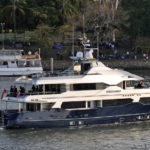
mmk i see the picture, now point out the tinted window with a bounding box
[62,101,86,109]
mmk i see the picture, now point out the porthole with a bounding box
[69,121,75,126]
[78,121,84,125]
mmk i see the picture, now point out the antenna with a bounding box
[1,23,5,50]
[96,25,100,60]
[83,14,85,34]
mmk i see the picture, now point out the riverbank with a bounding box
[41,59,150,71]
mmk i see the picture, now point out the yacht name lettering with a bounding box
[31,99,39,101]
[123,94,141,97]
[106,90,121,93]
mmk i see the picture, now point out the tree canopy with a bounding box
[0,0,150,44]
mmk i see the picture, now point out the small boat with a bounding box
[0,49,43,76]
[1,48,150,128]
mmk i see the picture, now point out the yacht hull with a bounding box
[4,103,150,128]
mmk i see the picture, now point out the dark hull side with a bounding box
[4,103,150,128]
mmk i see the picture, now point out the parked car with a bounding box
[52,42,64,50]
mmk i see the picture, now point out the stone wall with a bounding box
[42,59,150,71]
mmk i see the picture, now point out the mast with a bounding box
[0,23,5,50]
[82,14,86,58]
[72,25,75,57]
[13,0,16,43]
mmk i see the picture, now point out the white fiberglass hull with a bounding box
[0,67,43,76]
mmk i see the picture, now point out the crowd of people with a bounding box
[98,44,150,61]
[9,84,44,97]
[10,85,25,97]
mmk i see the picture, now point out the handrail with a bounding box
[8,91,62,97]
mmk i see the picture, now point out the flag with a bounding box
[16,92,21,98]
[83,33,87,41]
[1,89,7,99]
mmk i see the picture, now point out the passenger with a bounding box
[32,85,35,92]
[10,85,13,96]
[137,81,145,88]
[22,87,25,94]
[28,51,32,55]
[14,86,17,96]
[36,86,39,92]
[20,86,25,95]
[39,85,43,92]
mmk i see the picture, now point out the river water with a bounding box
[0,69,150,150]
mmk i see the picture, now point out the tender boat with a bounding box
[1,49,150,128]
[0,49,43,76]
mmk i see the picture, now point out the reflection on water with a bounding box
[0,70,150,150]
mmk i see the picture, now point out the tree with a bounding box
[76,0,128,44]
[55,0,82,24]
[33,24,55,57]
[122,0,150,38]
[0,0,26,31]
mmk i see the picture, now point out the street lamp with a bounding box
[13,0,16,43]
[1,23,5,50]
[95,25,100,60]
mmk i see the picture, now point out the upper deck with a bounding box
[0,49,40,61]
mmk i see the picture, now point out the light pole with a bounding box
[1,23,5,50]
[13,0,16,43]
[95,25,100,60]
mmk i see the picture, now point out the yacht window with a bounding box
[28,60,34,67]
[26,103,41,112]
[140,98,150,104]
[72,83,96,91]
[45,84,66,94]
[3,61,8,65]
[96,83,108,89]
[88,100,101,108]
[26,61,30,67]
[18,61,26,67]
[126,81,136,87]
[81,63,91,73]
[31,85,43,93]
[11,61,15,63]
[34,60,41,67]
[123,81,126,89]
[103,99,132,107]
[42,103,55,111]
[62,101,86,109]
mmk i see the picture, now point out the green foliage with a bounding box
[0,0,83,30]
[0,0,150,48]
[122,0,150,38]
[32,24,55,58]
[33,24,55,48]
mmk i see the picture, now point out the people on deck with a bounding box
[136,81,147,88]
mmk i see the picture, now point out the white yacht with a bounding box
[0,49,43,76]
[1,50,150,128]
